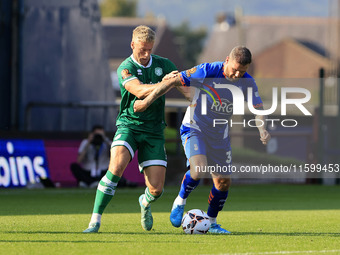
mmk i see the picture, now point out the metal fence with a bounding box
[25,101,120,132]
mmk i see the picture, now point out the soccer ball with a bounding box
[181,209,211,234]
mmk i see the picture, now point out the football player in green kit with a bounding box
[83,25,177,233]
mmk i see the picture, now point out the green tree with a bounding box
[172,22,207,68]
[100,0,137,17]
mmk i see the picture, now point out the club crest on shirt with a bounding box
[155,67,163,76]
[185,67,197,77]
[121,69,132,80]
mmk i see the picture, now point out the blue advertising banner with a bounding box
[0,140,50,188]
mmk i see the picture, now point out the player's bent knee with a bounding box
[215,178,231,191]
[189,169,201,180]
[108,164,125,177]
[148,187,163,197]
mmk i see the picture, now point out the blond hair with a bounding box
[132,25,156,43]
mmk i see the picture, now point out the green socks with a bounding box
[92,171,120,215]
[143,187,163,207]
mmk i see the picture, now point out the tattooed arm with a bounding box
[133,75,182,112]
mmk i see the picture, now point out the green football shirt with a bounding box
[116,54,177,133]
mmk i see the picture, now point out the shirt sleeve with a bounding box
[248,79,263,109]
[117,63,138,87]
[78,139,89,154]
[179,63,208,87]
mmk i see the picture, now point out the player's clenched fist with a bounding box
[259,130,271,145]
[162,70,179,81]
[134,100,147,112]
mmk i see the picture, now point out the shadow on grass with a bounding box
[1,230,339,237]
[0,231,182,235]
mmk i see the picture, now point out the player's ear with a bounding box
[131,41,134,50]
[225,56,229,63]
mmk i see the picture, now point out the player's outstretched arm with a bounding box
[134,75,182,112]
[163,70,192,101]
[124,71,180,99]
[254,109,271,145]
[125,79,161,99]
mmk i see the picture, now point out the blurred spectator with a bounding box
[70,125,112,188]
[70,125,137,188]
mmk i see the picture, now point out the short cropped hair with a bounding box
[229,46,252,65]
[132,25,155,43]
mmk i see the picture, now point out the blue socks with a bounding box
[178,170,200,199]
[178,170,229,218]
[207,184,229,218]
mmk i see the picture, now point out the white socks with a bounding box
[90,213,102,225]
[174,195,186,205]
[142,195,149,207]
[209,217,217,224]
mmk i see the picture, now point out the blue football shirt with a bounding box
[179,62,263,139]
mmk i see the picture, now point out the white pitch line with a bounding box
[202,250,340,255]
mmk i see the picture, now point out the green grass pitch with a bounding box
[0,184,339,255]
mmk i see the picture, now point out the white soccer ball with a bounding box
[181,209,211,234]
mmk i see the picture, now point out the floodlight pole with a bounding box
[318,68,325,166]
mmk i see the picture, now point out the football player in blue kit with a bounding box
[134,46,271,234]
